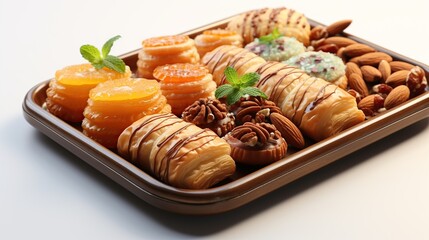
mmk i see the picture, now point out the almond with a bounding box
[343,43,376,58]
[310,26,328,41]
[360,65,382,83]
[385,70,409,87]
[323,36,357,48]
[326,19,352,36]
[384,85,410,109]
[378,60,391,82]
[316,43,339,54]
[337,47,347,63]
[349,73,369,97]
[355,52,393,66]
[346,62,362,78]
[270,112,305,149]
[389,61,414,72]
[358,94,385,116]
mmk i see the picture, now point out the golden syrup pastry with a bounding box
[194,29,243,58]
[202,46,365,141]
[136,35,200,79]
[202,45,266,85]
[226,7,311,46]
[117,113,236,189]
[153,63,216,115]
[46,63,131,122]
[82,78,171,148]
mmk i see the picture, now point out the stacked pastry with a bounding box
[153,63,217,115]
[117,113,236,189]
[226,7,311,46]
[82,78,171,148]
[136,35,200,79]
[202,46,365,141]
[46,64,131,122]
[194,29,243,58]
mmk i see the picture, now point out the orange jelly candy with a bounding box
[153,63,216,116]
[45,63,131,122]
[82,78,171,149]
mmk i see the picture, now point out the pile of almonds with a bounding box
[310,20,428,118]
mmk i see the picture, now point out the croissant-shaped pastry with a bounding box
[117,113,236,189]
[202,46,365,141]
[226,7,311,46]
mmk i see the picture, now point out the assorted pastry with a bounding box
[43,7,428,189]
[244,28,306,62]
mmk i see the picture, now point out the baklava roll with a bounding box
[117,113,236,189]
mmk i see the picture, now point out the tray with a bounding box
[22,14,429,215]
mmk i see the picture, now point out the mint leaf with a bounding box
[226,88,242,105]
[80,45,102,63]
[224,66,239,85]
[259,28,283,45]
[102,35,121,58]
[241,87,268,99]
[240,72,260,87]
[216,66,267,105]
[103,55,125,73]
[215,84,234,99]
[80,36,126,73]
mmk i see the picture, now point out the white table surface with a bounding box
[1,0,429,239]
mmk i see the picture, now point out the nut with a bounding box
[357,94,385,116]
[360,65,382,83]
[406,66,428,97]
[351,52,393,66]
[385,70,409,87]
[372,84,393,98]
[343,43,376,58]
[346,62,362,79]
[348,73,369,97]
[378,60,391,82]
[384,85,410,110]
[389,61,415,72]
[325,19,352,36]
[323,36,357,48]
[347,89,362,103]
[309,26,328,41]
[315,43,339,54]
[269,112,305,149]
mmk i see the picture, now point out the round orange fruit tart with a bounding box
[153,63,216,116]
[136,35,200,79]
[82,78,171,148]
[46,63,131,122]
[194,29,243,58]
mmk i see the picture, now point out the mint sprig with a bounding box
[215,66,267,105]
[258,28,283,45]
[80,35,126,73]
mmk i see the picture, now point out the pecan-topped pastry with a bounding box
[230,95,282,124]
[223,122,287,165]
[182,98,235,136]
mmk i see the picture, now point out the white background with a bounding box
[1,0,429,239]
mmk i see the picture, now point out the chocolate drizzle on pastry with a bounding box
[117,113,236,189]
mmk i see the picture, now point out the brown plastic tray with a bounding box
[22,15,429,215]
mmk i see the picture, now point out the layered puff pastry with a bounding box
[194,29,243,58]
[202,46,365,141]
[136,35,200,79]
[117,113,236,189]
[226,7,311,46]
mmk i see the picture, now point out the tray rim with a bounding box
[22,14,429,215]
